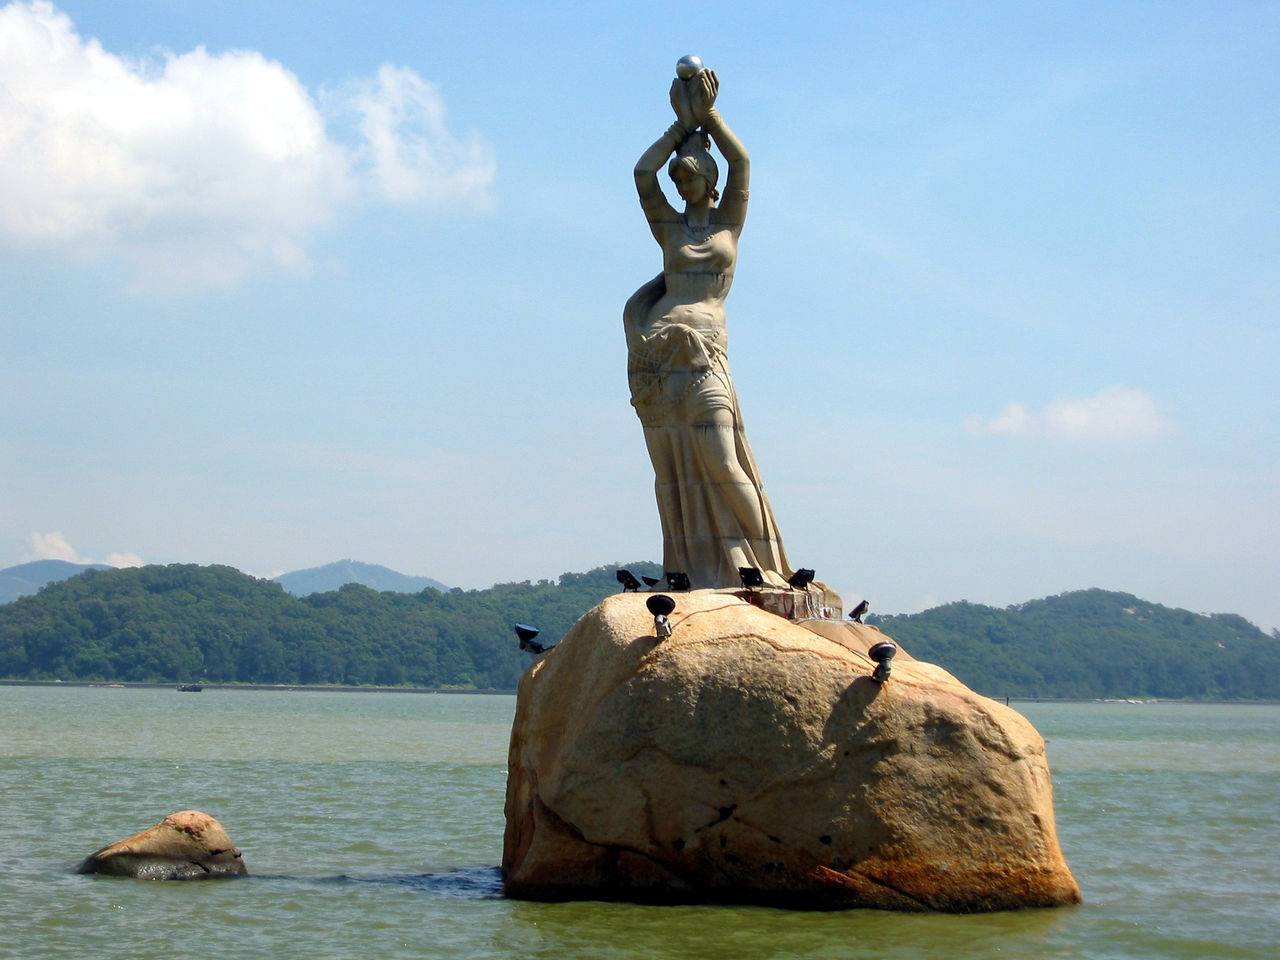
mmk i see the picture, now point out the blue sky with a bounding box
[1,0,1276,630]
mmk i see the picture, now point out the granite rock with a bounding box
[77,810,247,880]
[503,591,1080,911]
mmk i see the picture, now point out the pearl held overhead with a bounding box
[675,54,704,80]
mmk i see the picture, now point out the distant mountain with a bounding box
[273,560,449,597]
[0,559,112,604]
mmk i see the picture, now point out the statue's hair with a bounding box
[668,131,720,202]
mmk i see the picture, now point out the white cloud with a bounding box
[27,530,79,561]
[966,386,1174,439]
[342,64,496,209]
[26,531,142,567]
[0,1,495,292]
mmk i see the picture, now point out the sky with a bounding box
[1,0,1277,630]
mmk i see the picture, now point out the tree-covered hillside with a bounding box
[868,589,1280,700]
[0,562,661,689]
[2,567,1276,698]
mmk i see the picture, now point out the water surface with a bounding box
[2,688,1276,959]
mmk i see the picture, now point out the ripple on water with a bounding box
[3,690,1278,960]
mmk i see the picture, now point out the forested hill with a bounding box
[868,589,1279,700]
[1,565,1276,698]
[0,562,661,690]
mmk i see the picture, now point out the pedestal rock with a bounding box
[503,591,1080,911]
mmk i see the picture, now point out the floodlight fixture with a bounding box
[616,569,642,592]
[868,640,897,683]
[849,600,869,623]
[645,594,676,617]
[646,594,676,639]
[738,566,764,588]
[665,571,691,592]
[788,568,816,590]
[642,576,661,587]
[515,623,545,654]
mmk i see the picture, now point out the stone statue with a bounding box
[505,61,1079,912]
[625,59,795,591]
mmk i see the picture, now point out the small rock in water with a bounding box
[77,810,248,879]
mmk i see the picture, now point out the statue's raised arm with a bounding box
[633,63,748,241]
[687,67,749,229]
[623,57,801,598]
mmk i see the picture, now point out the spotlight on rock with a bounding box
[788,568,815,590]
[515,623,546,654]
[868,640,897,683]
[738,566,764,588]
[665,571,691,592]
[642,576,661,587]
[849,600,869,623]
[646,594,676,639]
[616,569,642,592]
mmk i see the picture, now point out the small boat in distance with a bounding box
[176,684,203,692]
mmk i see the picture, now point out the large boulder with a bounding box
[503,591,1080,911]
[77,810,248,879]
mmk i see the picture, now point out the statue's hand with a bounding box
[690,69,719,123]
[669,78,696,133]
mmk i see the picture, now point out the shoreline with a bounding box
[0,679,514,694]
[1,679,1276,704]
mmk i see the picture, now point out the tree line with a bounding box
[0,564,1276,699]
[867,589,1279,700]
[0,562,661,690]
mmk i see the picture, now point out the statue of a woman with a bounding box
[625,64,795,591]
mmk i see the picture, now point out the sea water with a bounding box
[1,687,1276,959]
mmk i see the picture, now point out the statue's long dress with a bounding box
[624,270,793,590]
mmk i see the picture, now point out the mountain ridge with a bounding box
[0,562,1274,698]
[0,559,112,604]
[0,558,449,603]
[271,559,449,596]
[867,587,1278,699]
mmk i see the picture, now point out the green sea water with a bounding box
[1,687,1277,959]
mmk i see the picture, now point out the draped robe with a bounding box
[624,220,794,589]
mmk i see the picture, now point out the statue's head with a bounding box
[668,132,719,203]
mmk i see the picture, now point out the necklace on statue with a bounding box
[684,214,716,241]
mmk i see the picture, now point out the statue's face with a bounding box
[672,167,708,204]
